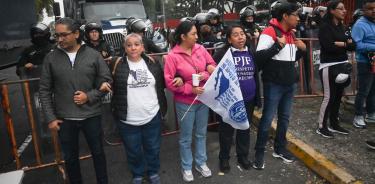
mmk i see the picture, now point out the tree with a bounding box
[35,0,54,21]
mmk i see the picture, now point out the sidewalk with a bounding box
[289,98,375,184]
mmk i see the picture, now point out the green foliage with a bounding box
[35,0,54,21]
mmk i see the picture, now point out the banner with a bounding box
[198,49,249,130]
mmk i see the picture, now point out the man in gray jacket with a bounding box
[39,17,112,184]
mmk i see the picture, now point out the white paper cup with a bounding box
[192,74,200,86]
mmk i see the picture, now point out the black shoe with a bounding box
[252,151,265,170]
[272,149,295,163]
[237,157,251,170]
[366,140,375,150]
[328,125,349,135]
[219,159,230,173]
[316,128,334,138]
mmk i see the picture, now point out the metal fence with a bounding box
[0,38,358,182]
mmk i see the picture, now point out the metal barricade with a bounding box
[0,38,358,181]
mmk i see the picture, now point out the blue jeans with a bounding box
[354,63,375,115]
[118,112,161,179]
[255,82,296,153]
[175,102,209,170]
[58,116,108,184]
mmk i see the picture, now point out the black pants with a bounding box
[219,101,255,160]
[318,64,350,129]
[58,115,108,184]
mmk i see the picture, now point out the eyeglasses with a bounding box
[54,32,73,38]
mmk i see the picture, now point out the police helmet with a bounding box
[240,6,257,20]
[180,17,195,23]
[353,9,363,23]
[194,13,208,25]
[30,23,50,39]
[126,17,147,33]
[207,8,220,20]
[84,22,103,40]
[312,6,326,16]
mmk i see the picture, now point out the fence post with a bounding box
[23,81,42,165]
[1,84,21,169]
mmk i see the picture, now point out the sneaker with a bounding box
[366,140,375,150]
[132,177,143,184]
[272,150,295,163]
[149,174,160,184]
[365,113,375,123]
[219,159,230,173]
[316,128,334,138]
[238,157,251,170]
[181,170,194,182]
[328,125,349,135]
[195,164,212,177]
[353,115,366,128]
[252,151,265,170]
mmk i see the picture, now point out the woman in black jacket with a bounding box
[111,33,167,184]
[212,25,261,173]
[316,0,355,138]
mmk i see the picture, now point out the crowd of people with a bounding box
[13,0,375,183]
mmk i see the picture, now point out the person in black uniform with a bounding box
[206,8,225,40]
[17,23,54,79]
[126,17,163,54]
[239,6,261,40]
[16,22,54,139]
[84,22,115,64]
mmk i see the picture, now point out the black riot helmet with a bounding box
[30,23,51,46]
[126,17,147,34]
[84,22,103,41]
[240,6,257,20]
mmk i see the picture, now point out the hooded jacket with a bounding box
[351,16,375,63]
[164,44,216,104]
[256,18,303,85]
[39,45,112,124]
[319,19,355,63]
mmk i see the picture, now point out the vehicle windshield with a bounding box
[83,2,147,21]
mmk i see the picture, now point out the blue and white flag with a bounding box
[198,49,249,130]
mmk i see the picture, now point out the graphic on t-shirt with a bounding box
[129,69,150,88]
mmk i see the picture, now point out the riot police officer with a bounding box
[240,6,262,39]
[126,17,163,53]
[206,8,225,39]
[84,22,115,63]
[16,23,53,78]
[16,22,54,139]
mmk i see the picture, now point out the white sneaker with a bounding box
[195,163,212,177]
[365,113,375,123]
[181,170,194,182]
[353,115,366,128]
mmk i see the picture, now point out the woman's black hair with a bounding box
[55,17,83,44]
[173,21,195,45]
[223,24,250,49]
[322,0,344,25]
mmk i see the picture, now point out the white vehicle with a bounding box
[52,0,167,52]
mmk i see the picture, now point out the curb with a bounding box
[252,110,363,184]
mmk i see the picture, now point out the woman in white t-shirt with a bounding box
[111,33,167,184]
